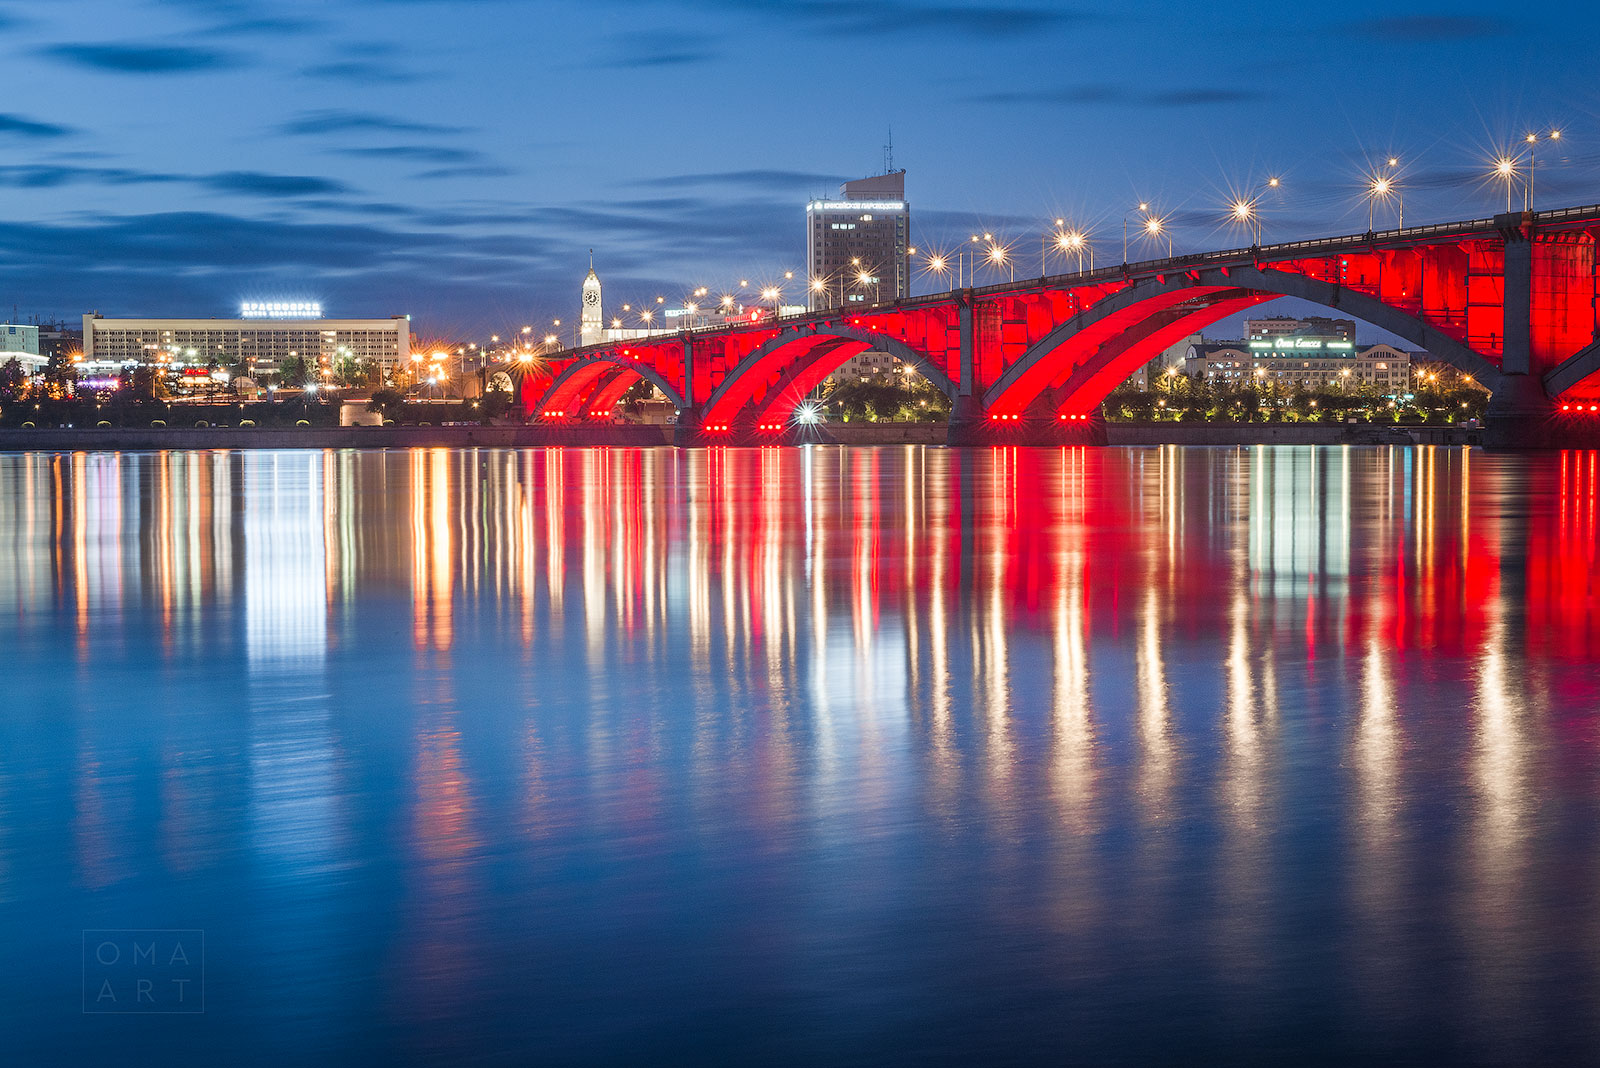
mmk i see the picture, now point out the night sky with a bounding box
[1,0,1593,339]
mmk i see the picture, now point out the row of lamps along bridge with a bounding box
[489,136,1567,360]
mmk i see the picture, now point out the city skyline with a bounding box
[0,0,1594,336]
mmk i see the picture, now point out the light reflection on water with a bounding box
[2,445,1599,1066]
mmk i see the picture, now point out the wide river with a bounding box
[2,445,1598,1065]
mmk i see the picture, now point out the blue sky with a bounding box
[0,0,1594,339]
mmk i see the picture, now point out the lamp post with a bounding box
[1045,221,1093,274]
[1493,156,1519,213]
[1123,203,1151,263]
[1230,198,1260,246]
[1366,158,1402,231]
[1523,129,1562,210]
[1366,174,1396,232]
[1229,176,1280,247]
[986,241,1013,283]
[1142,213,1172,257]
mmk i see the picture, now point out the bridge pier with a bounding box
[946,395,985,446]
[671,407,702,446]
[1484,375,1600,449]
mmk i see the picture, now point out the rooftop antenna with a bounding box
[883,128,894,175]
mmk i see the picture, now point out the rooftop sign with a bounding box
[240,302,323,319]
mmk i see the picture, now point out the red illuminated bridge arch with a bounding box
[504,205,1600,447]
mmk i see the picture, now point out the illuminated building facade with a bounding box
[81,313,410,375]
[1244,315,1357,342]
[0,324,45,372]
[1185,338,1413,390]
[809,171,911,383]
[807,170,910,309]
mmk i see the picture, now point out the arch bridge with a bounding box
[492,205,1600,447]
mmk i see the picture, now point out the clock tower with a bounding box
[580,252,602,347]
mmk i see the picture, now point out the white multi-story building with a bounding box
[1243,315,1356,342]
[81,312,410,375]
[1185,337,1413,391]
[0,324,45,372]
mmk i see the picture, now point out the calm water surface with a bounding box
[2,445,1599,1066]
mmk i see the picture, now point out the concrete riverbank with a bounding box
[0,421,1484,451]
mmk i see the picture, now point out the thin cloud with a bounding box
[202,172,352,197]
[601,30,718,68]
[282,110,468,136]
[334,145,484,163]
[48,43,237,73]
[301,59,422,83]
[0,164,182,189]
[411,165,517,180]
[0,113,74,139]
[0,164,349,199]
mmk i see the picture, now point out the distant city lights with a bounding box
[240,301,323,319]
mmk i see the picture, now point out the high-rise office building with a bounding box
[806,170,910,309]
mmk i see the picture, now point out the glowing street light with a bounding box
[809,275,833,310]
[918,250,953,290]
[1140,212,1173,257]
[1045,221,1092,274]
[1365,158,1403,231]
[1522,129,1563,210]
[1229,198,1259,245]
[1366,174,1398,232]
[985,241,1014,282]
[1123,202,1152,263]
[1492,156,1520,213]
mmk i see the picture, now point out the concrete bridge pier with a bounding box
[1483,211,1596,448]
[945,394,986,446]
[1484,374,1560,449]
[671,406,702,446]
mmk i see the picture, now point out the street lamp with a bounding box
[1041,218,1064,275]
[1123,203,1152,263]
[1045,220,1093,274]
[1230,198,1260,246]
[1492,156,1520,213]
[966,234,995,286]
[986,241,1014,282]
[1142,213,1172,257]
[1366,174,1398,232]
[1228,177,1280,247]
[1522,129,1562,210]
[1057,229,1092,273]
[1365,158,1402,231]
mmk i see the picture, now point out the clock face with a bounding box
[583,289,599,307]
